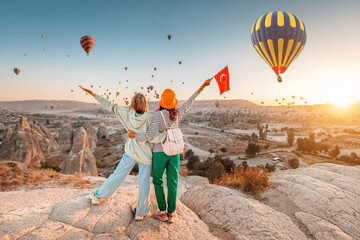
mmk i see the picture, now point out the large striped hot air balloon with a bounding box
[80,35,95,56]
[13,68,21,75]
[251,12,307,82]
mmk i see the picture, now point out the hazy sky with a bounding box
[1,0,359,106]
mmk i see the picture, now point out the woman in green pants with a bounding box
[128,78,211,223]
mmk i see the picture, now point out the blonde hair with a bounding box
[129,93,147,114]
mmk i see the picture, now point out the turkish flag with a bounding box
[214,66,230,95]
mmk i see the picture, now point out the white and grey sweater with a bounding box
[135,92,199,152]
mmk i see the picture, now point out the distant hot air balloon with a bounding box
[171,80,173,83]
[13,68,21,75]
[125,67,128,71]
[106,89,109,91]
[288,103,291,106]
[42,35,44,38]
[179,61,182,65]
[278,102,281,105]
[291,102,295,105]
[151,75,154,78]
[86,93,88,95]
[99,86,101,88]
[168,34,172,40]
[67,55,70,58]
[149,85,154,91]
[71,90,73,92]
[116,92,120,96]
[275,99,278,102]
[43,48,45,51]
[119,82,121,84]
[109,92,111,95]
[304,101,308,104]
[300,97,303,100]
[80,35,95,56]
[292,96,295,99]
[126,80,128,82]
[261,101,264,105]
[251,12,307,82]
[154,67,157,71]
[182,82,184,84]
[141,87,144,89]
[126,87,128,89]
[215,101,220,108]
[282,98,285,101]
[90,85,93,88]
[24,53,26,56]
[251,92,254,95]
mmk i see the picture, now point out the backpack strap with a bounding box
[160,111,169,129]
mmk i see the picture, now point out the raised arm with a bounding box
[177,78,212,121]
[79,85,127,121]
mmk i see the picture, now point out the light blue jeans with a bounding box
[95,153,151,216]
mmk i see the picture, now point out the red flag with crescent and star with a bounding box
[214,66,230,95]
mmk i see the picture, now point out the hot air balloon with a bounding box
[300,97,303,100]
[291,102,295,105]
[125,67,128,71]
[80,35,95,56]
[71,90,73,92]
[288,103,291,106]
[168,35,172,40]
[43,48,45,51]
[171,80,173,83]
[13,68,21,75]
[182,82,184,84]
[86,93,88,95]
[251,12,307,82]
[99,86,101,88]
[149,85,154,91]
[119,82,121,84]
[275,99,278,102]
[292,96,295,99]
[90,85,93,88]
[109,92,111,95]
[261,101,264,105]
[126,80,128,82]
[278,102,281,105]
[24,54,26,56]
[67,55,70,58]
[154,67,157,71]
[304,101,308,104]
[126,87,128,89]
[179,61,182,65]
[42,35,44,38]
[106,89,109,91]
[116,92,120,96]
[251,92,254,95]
[215,101,220,108]
[282,98,285,101]
[151,75,154,78]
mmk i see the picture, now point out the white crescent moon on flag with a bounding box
[220,74,226,85]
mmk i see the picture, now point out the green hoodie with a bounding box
[95,95,166,165]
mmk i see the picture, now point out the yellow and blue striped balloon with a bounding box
[251,12,306,82]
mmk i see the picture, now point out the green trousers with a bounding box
[152,152,180,214]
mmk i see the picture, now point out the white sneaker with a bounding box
[89,191,101,205]
[135,213,151,221]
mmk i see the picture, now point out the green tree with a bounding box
[287,130,295,146]
[245,142,260,157]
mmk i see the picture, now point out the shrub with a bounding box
[213,154,235,173]
[208,148,215,154]
[194,132,199,135]
[95,159,103,168]
[186,155,200,170]
[251,132,258,140]
[288,158,300,169]
[185,149,194,159]
[265,163,276,172]
[46,119,50,125]
[220,147,227,153]
[216,165,271,197]
[205,161,225,182]
[264,144,270,150]
[41,162,61,172]
[241,161,249,170]
[130,163,139,175]
[329,145,340,158]
[245,142,260,157]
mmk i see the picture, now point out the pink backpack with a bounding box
[160,111,184,156]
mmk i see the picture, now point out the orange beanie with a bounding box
[159,89,178,109]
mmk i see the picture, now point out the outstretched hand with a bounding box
[202,78,212,88]
[79,85,95,97]
[128,130,136,139]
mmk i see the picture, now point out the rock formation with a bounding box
[57,121,74,152]
[31,124,58,157]
[97,122,108,140]
[0,176,216,240]
[181,163,360,240]
[0,117,44,167]
[1,126,13,146]
[61,127,98,176]
[84,122,98,151]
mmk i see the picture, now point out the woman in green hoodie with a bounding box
[79,86,166,221]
